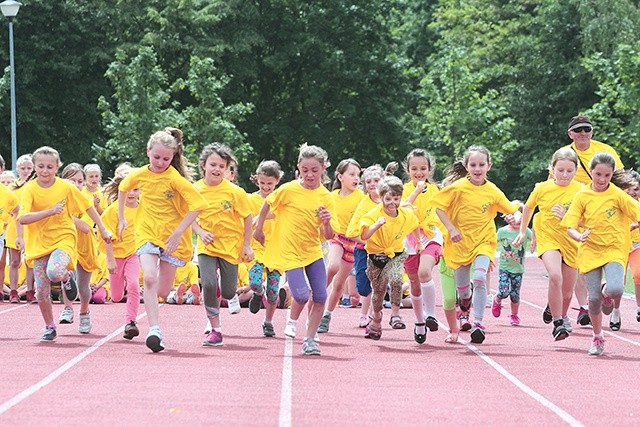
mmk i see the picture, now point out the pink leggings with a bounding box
[109,254,140,323]
[91,287,107,304]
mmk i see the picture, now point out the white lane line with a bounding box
[0,312,147,415]
[279,337,293,427]
[0,303,28,315]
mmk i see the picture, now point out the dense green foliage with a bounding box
[0,0,638,196]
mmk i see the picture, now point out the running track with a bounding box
[1,257,639,426]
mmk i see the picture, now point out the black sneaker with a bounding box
[577,307,591,326]
[262,322,275,337]
[249,292,263,314]
[542,304,552,324]
[552,319,569,341]
[413,322,427,344]
[123,321,140,340]
[61,272,78,302]
[425,316,439,332]
[40,326,57,342]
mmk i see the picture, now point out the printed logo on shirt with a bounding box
[221,200,232,211]
[163,190,175,199]
[481,203,490,213]
[394,232,403,241]
[605,207,617,219]
[562,201,571,212]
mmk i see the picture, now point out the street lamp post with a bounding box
[0,0,21,170]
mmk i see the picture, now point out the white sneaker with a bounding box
[228,295,241,314]
[78,313,92,334]
[284,320,297,338]
[563,316,572,333]
[145,326,165,353]
[485,294,494,308]
[59,307,74,324]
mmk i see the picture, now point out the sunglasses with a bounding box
[571,126,592,133]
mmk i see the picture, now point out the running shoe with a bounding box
[40,326,57,342]
[301,338,321,356]
[228,294,241,314]
[9,289,20,303]
[542,304,552,324]
[26,290,37,303]
[552,319,569,341]
[317,312,331,333]
[284,320,297,338]
[202,330,223,347]
[249,292,263,314]
[78,312,92,334]
[146,326,165,353]
[425,316,439,332]
[262,322,275,337]
[509,314,520,326]
[123,321,140,340]
[470,322,486,344]
[358,314,371,328]
[577,307,591,326]
[491,297,502,318]
[59,306,74,324]
[588,337,605,356]
[61,272,78,302]
[562,316,572,333]
[459,314,472,331]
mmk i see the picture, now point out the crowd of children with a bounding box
[2,114,640,357]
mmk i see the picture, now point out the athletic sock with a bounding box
[610,308,621,324]
[410,294,424,322]
[421,280,436,318]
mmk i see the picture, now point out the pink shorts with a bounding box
[403,242,442,274]
[330,234,356,264]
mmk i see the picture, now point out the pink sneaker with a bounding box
[202,330,223,347]
[358,315,371,328]
[509,314,520,326]
[491,297,502,317]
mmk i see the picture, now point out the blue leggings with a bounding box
[285,258,327,305]
[249,261,282,305]
[354,247,372,297]
[497,270,522,303]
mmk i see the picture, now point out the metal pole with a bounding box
[8,17,16,170]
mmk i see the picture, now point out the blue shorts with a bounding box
[136,242,186,267]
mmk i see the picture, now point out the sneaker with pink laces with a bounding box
[459,314,472,331]
[588,336,605,356]
[470,322,486,344]
[202,330,223,347]
[509,314,520,326]
[491,297,502,318]
[358,315,371,328]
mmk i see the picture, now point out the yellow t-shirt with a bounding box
[430,178,519,269]
[76,212,100,272]
[18,178,91,269]
[90,254,111,301]
[330,188,365,235]
[4,184,25,249]
[173,261,199,288]
[525,179,583,268]
[561,184,640,273]
[82,187,108,224]
[194,179,252,264]
[345,195,379,241]
[402,181,440,239]
[101,202,138,259]
[262,180,337,271]
[247,192,274,264]
[0,183,18,233]
[358,205,419,257]
[4,257,26,285]
[119,166,208,263]
[562,140,624,185]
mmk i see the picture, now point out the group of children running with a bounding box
[1,115,639,357]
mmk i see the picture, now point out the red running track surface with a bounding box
[1,257,639,426]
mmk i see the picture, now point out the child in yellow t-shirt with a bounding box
[17,147,112,343]
[193,143,253,347]
[432,145,521,345]
[89,254,110,304]
[254,144,337,356]
[165,261,200,305]
[118,128,208,353]
[358,176,419,341]
[562,153,640,356]
[83,164,108,216]
[246,160,284,337]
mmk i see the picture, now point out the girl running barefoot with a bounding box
[319,159,364,334]
[254,144,336,356]
[561,152,640,355]
[431,145,521,344]
[246,160,284,338]
[400,149,444,343]
[102,173,141,340]
[358,176,419,341]
[193,143,254,347]
[118,128,207,353]
[513,148,582,341]
[17,147,111,342]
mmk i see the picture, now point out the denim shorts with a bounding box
[136,242,186,267]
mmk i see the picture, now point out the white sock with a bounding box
[421,280,436,318]
[410,294,424,322]
[611,308,621,323]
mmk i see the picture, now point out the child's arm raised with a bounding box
[361,216,385,241]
